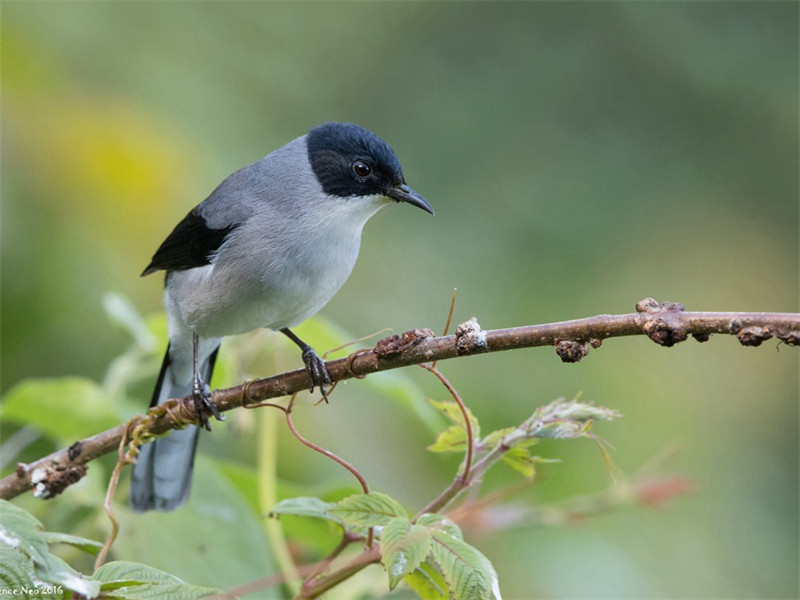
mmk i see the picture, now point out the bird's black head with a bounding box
[307,122,433,214]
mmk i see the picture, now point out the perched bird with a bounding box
[130,122,433,512]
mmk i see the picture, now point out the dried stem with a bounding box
[431,288,457,370]
[94,426,131,569]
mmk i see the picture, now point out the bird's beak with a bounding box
[385,184,435,215]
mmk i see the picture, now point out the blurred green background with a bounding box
[2,2,798,599]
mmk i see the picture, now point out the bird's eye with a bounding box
[352,160,372,178]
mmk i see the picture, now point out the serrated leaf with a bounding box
[379,516,433,589]
[92,561,218,599]
[501,446,536,478]
[534,419,593,439]
[0,500,100,597]
[0,544,36,591]
[416,514,464,540]
[542,397,622,422]
[430,532,501,600]
[327,492,407,527]
[429,399,480,438]
[1,377,120,442]
[0,498,51,565]
[39,553,101,598]
[428,425,467,453]
[268,497,341,524]
[42,531,104,556]
[405,558,449,600]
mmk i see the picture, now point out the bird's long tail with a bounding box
[130,341,220,512]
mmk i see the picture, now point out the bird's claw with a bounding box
[301,347,332,402]
[192,380,224,431]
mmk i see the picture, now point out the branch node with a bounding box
[455,317,488,355]
[777,329,800,346]
[374,328,435,358]
[67,441,84,461]
[737,326,773,347]
[639,301,689,347]
[643,317,689,347]
[555,340,592,363]
[661,301,686,313]
[30,462,87,500]
[692,332,712,343]
[635,297,662,313]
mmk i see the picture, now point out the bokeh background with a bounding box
[2,2,798,599]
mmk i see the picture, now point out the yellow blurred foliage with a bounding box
[4,30,193,240]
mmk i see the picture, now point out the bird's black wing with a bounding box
[141,208,239,276]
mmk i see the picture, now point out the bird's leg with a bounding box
[280,328,332,402]
[192,333,224,430]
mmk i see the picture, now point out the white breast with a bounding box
[165,193,390,339]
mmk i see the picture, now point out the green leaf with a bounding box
[268,497,341,524]
[429,399,480,438]
[416,514,464,541]
[480,427,516,449]
[0,544,36,592]
[39,554,101,598]
[0,500,101,598]
[92,561,218,599]
[501,446,536,478]
[430,532,500,600]
[428,425,467,453]
[327,492,407,527]
[379,516,433,589]
[269,484,361,556]
[1,377,120,442]
[42,531,103,556]
[0,498,51,566]
[534,419,593,439]
[404,558,449,600]
[540,397,622,422]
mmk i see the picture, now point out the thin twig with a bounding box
[431,288,457,370]
[299,534,356,598]
[296,546,382,600]
[323,328,393,359]
[208,552,355,600]
[94,425,131,569]
[284,395,375,548]
[284,396,370,496]
[420,364,474,483]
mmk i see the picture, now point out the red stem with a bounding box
[284,397,369,495]
[284,396,375,549]
[420,364,474,483]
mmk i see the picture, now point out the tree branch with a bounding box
[2,298,798,501]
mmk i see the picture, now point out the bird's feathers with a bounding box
[142,208,240,276]
[130,341,220,512]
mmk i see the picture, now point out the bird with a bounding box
[130,122,434,512]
